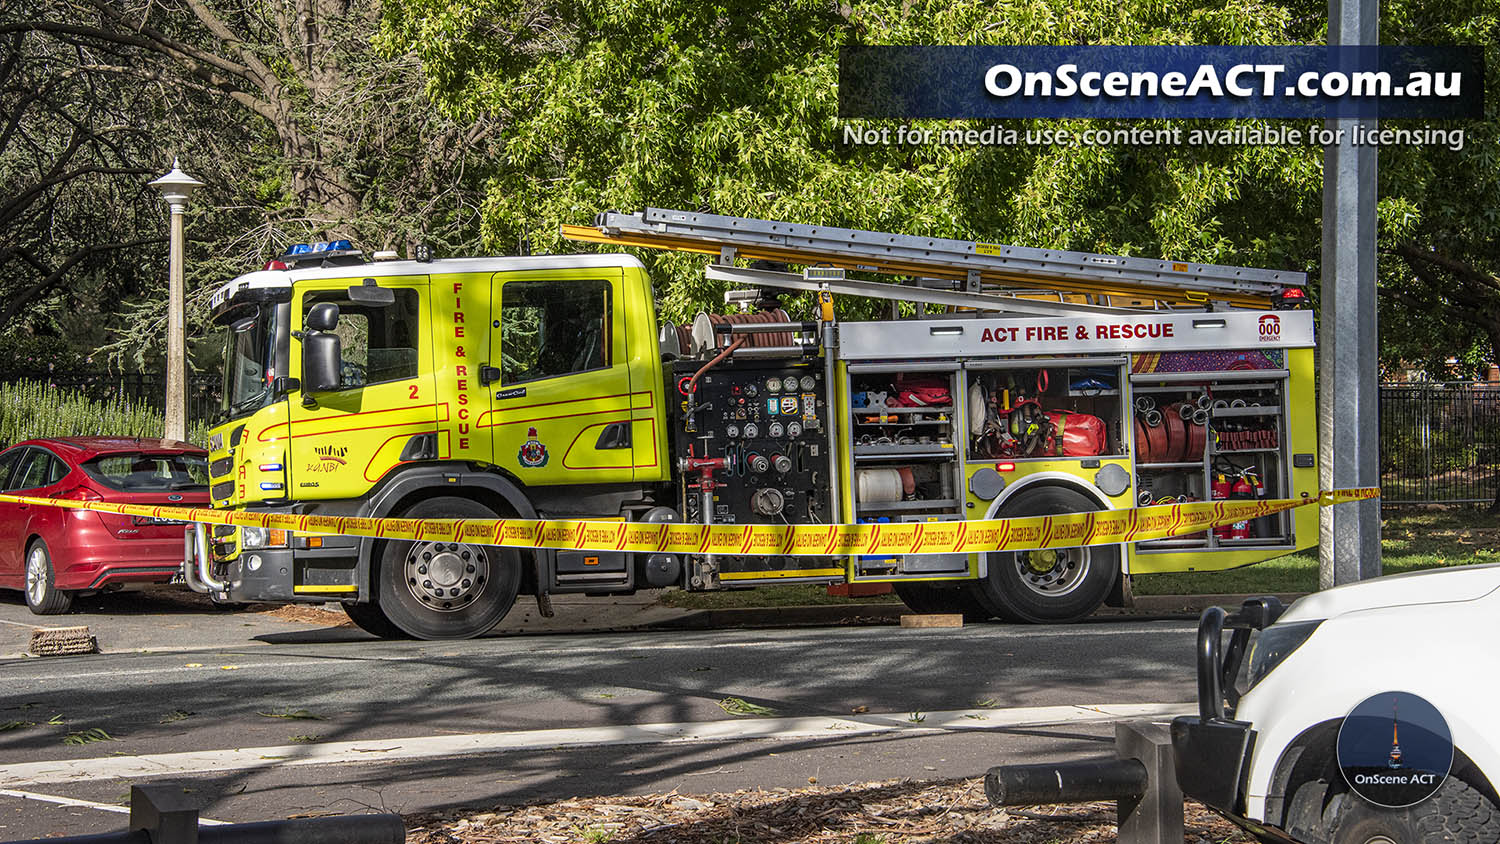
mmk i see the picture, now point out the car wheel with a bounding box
[970,486,1118,624]
[1284,778,1331,843]
[374,497,521,640]
[24,540,72,615]
[343,601,410,639]
[893,583,993,621]
[1325,778,1500,843]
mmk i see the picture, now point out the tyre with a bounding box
[1284,778,1331,843]
[970,486,1118,624]
[1325,777,1500,843]
[343,601,410,639]
[24,540,72,615]
[373,497,521,640]
[893,583,993,621]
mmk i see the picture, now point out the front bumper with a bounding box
[1170,597,1289,839]
[183,512,363,602]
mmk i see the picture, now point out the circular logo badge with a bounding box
[1337,691,1453,808]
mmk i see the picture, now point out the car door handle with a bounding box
[478,365,502,387]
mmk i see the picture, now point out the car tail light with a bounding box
[59,485,103,501]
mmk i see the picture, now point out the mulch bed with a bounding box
[405,777,1255,843]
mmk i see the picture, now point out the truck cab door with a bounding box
[484,269,637,486]
[285,278,436,498]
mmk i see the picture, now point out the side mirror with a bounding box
[306,302,340,331]
[302,333,341,393]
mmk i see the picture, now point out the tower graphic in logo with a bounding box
[1388,697,1403,769]
[518,427,549,468]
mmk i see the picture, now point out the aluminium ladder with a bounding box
[560,208,1306,310]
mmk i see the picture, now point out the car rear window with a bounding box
[82,453,209,492]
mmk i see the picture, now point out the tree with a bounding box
[2,0,499,366]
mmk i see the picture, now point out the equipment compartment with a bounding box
[1130,369,1293,551]
[963,360,1127,462]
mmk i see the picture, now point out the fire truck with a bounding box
[186,209,1318,639]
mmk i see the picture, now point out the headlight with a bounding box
[1247,620,1323,688]
[239,527,288,549]
[241,526,267,549]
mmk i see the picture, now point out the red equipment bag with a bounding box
[1049,410,1107,457]
[888,375,952,407]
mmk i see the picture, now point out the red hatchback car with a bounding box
[0,437,209,614]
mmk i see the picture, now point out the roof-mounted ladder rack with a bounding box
[560,208,1306,310]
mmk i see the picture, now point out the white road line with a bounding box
[0,702,1192,787]
[0,619,38,628]
[0,788,226,825]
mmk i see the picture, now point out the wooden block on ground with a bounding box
[29,626,98,656]
[899,613,963,628]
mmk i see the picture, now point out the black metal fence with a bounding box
[1380,382,1500,504]
[1,370,222,425]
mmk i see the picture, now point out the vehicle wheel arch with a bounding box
[978,475,1122,601]
[1270,718,1500,833]
[980,473,1116,520]
[356,464,545,600]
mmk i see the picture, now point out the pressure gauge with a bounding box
[768,422,784,438]
[726,424,740,439]
[742,422,759,439]
[786,421,803,438]
[744,383,758,398]
[766,377,782,393]
[800,375,816,391]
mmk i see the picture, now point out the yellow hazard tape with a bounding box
[0,488,1378,557]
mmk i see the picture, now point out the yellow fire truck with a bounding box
[187,209,1318,639]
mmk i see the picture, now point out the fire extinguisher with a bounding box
[1212,473,1233,540]
[1229,473,1255,540]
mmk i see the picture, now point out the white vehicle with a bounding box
[1171,565,1500,843]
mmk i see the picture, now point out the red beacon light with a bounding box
[1273,287,1310,310]
[263,259,289,270]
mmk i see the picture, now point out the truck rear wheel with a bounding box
[972,486,1117,624]
[374,497,521,640]
[893,583,992,621]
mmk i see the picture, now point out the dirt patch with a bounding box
[405,777,1253,843]
[259,604,353,627]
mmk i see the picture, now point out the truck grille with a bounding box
[211,481,234,501]
[210,457,232,478]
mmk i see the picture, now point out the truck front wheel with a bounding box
[374,497,521,640]
[972,486,1117,624]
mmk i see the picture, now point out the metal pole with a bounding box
[149,160,203,444]
[165,206,186,441]
[1318,0,1382,588]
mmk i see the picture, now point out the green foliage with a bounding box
[62,728,115,745]
[0,381,206,447]
[381,0,1498,372]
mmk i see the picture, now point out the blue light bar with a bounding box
[330,239,353,251]
[311,241,330,253]
[284,243,312,256]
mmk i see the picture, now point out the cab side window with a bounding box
[500,280,611,385]
[304,288,420,389]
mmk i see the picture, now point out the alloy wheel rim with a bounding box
[404,541,489,612]
[25,548,46,605]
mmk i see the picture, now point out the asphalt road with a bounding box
[0,595,1202,841]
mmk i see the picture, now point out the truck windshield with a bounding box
[221,308,274,417]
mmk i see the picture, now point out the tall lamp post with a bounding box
[149,159,203,443]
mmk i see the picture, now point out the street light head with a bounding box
[149,157,204,205]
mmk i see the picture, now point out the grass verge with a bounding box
[659,507,1496,609]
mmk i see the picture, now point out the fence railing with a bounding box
[1380,382,1500,504]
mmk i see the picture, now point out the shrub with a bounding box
[0,380,207,448]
